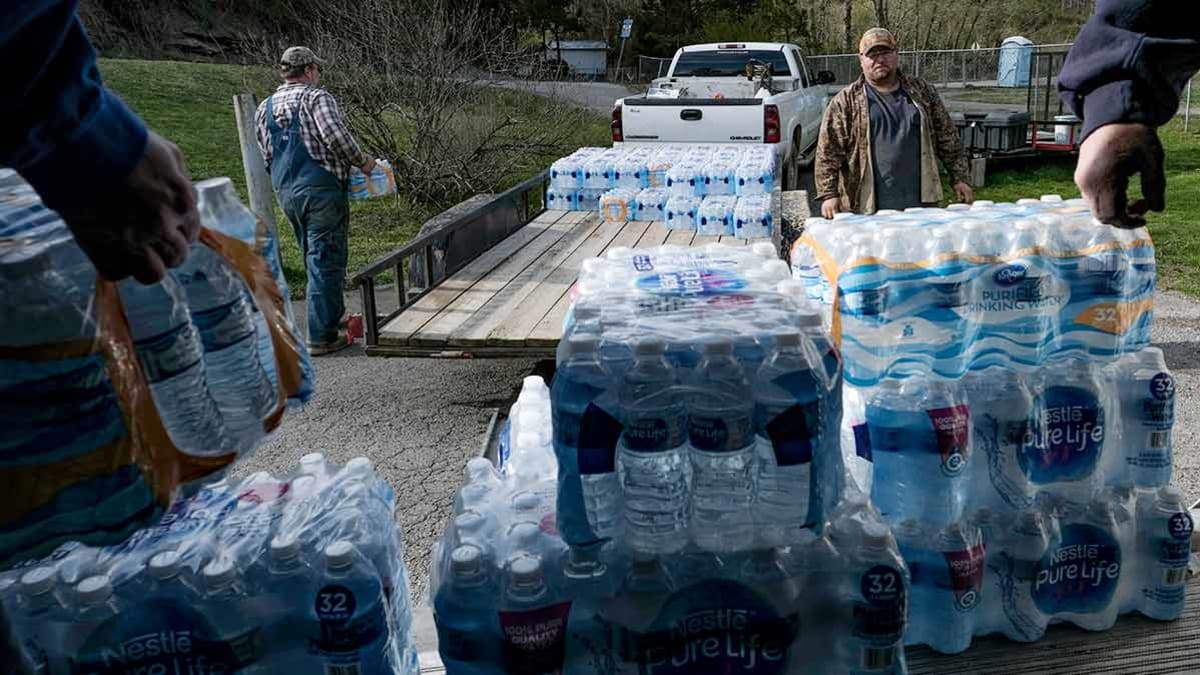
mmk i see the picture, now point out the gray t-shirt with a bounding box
[866,84,922,211]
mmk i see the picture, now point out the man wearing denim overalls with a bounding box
[255,46,375,355]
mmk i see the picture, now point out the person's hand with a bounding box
[1075,122,1165,228]
[58,131,200,284]
[953,182,974,204]
[821,198,841,219]
[361,157,377,175]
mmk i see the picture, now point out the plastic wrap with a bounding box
[599,189,638,224]
[696,195,736,235]
[791,198,1190,653]
[0,177,308,566]
[664,195,700,231]
[632,188,668,222]
[1,455,418,674]
[734,194,774,240]
[348,160,397,200]
[431,452,911,674]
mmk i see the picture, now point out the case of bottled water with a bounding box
[697,195,736,235]
[735,194,774,240]
[0,176,310,566]
[599,188,639,223]
[614,156,649,190]
[348,160,397,200]
[736,159,777,196]
[791,197,1192,652]
[432,443,912,674]
[666,161,706,198]
[633,188,669,222]
[0,454,419,674]
[703,159,737,196]
[552,148,605,189]
[545,187,575,211]
[664,195,700,231]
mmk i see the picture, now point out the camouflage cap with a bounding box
[859,28,898,55]
[280,46,324,68]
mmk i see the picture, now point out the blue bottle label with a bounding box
[562,399,622,475]
[852,423,872,462]
[1142,372,1176,430]
[1033,524,1121,615]
[135,323,202,383]
[616,579,797,674]
[636,269,747,296]
[1024,386,1105,484]
[192,299,255,351]
[623,411,686,452]
[756,402,817,467]
[854,564,906,669]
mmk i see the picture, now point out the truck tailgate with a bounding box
[621,97,765,144]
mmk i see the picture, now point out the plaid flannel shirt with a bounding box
[255,82,367,183]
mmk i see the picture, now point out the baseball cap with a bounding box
[280,46,325,68]
[859,28,898,55]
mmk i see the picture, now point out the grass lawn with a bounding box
[98,58,609,297]
[943,120,1200,297]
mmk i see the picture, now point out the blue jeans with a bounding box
[279,186,348,345]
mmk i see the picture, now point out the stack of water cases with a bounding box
[432,245,917,674]
[548,145,777,239]
[0,174,313,564]
[791,197,1192,654]
[1,455,419,674]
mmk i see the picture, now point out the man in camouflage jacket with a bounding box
[815,28,973,218]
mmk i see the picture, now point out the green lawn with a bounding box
[98,58,608,296]
[956,120,1200,297]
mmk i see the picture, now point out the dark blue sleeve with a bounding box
[1058,0,1200,139]
[0,0,148,211]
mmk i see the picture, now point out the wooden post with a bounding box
[232,94,277,233]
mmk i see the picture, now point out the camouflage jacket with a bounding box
[814,73,969,214]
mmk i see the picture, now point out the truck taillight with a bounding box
[764,104,781,144]
[611,105,623,143]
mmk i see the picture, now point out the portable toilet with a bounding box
[997,36,1033,87]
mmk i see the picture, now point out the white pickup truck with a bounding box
[612,42,835,189]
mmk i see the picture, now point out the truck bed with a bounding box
[371,209,771,357]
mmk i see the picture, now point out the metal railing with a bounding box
[350,170,549,348]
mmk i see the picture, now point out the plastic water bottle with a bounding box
[686,338,755,553]
[1138,486,1193,620]
[174,246,278,455]
[928,524,984,654]
[200,556,261,665]
[1057,500,1123,632]
[500,554,569,672]
[455,510,500,565]
[141,549,200,603]
[1116,348,1175,487]
[867,374,969,527]
[996,510,1050,643]
[753,333,821,544]
[665,195,699,230]
[60,574,120,666]
[839,521,907,675]
[1026,354,1107,502]
[618,339,689,555]
[551,335,623,543]
[119,276,230,456]
[299,452,330,483]
[965,366,1035,511]
[317,541,390,674]
[17,567,69,673]
[435,544,501,669]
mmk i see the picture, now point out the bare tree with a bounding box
[248,0,595,206]
[843,0,855,52]
[871,0,889,29]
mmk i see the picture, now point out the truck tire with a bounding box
[783,132,802,191]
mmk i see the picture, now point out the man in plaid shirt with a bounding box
[256,46,375,355]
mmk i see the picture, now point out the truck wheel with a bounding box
[783,133,802,191]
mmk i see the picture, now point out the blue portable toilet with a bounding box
[997,36,1033,87]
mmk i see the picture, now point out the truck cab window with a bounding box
[672,50,790,78]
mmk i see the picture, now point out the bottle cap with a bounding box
[522,375,548,393]
[289,475,317,500]
[861,521,893,550]
[270,534,302,562]
[345,457,373,476]
[202,556,237,589]
[1040,194,1063,202]
[512,492,541,512]
[20,567,56,596]
[76,575,112,605]
[1157,485,1186,509]
[508,554,543,587]
[772,332,801,347]
[1135,346,1166,367]
[450,544,484,577]
[752,242,778,259]
[507,522,540,548]
[567,334,600,354]
[971,200,995,208]
[324,540,356,570]
[702,337,734,354]
[451,509,484,530]
[299,452,326,474]
[634,338,666,356]
[465,458,496,482]
[148,550,182,579]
